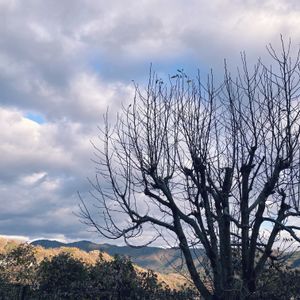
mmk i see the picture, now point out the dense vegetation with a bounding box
[0,243,198,300]
[250,263,300,299]
[1,242,300,299]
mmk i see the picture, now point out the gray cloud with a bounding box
[0,0,300,243]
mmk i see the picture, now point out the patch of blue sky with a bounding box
[88,52,225,96]
[25,112,46,124]
[87,51,209,83]
[160,60,230,86]
[155,60,203,79]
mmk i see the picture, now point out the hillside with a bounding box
[32,239,204,273]
[0,237,111,265]
[32,239,300,272]
[0,237,187,290]
[287,251,300,268]
[3,236,300,295]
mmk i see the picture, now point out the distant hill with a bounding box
[32,239,300,273]
[0,237,186,289]
[288,251,300,268]
[0,237,111,265]
[31,239,204,273]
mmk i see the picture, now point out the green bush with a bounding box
[37,252,90,299]
[0,243,37,299]
[0,244,198,299]
[251,264,300,299]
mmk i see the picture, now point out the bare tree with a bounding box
[80,38,300,299]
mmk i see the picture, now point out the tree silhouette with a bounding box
[80,38,300,299]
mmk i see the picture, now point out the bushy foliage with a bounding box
[0,244,198,299]
[38,252,89,299]
[88,255,197,300]
[3,243,300,299]
[0,243,37,299]
[250,264,300,299]
[88,254,141,299]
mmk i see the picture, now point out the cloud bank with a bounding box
[0,0,300,243]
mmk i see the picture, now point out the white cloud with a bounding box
[20,172,48,186]
[0,234,29,242]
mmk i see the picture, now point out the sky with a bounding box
[1,0,300,244]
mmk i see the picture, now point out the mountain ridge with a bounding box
[0,237,187,290]
[31,239,203,273]
[32,239,300,273]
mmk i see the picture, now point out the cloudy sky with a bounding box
[1,0,300,244]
